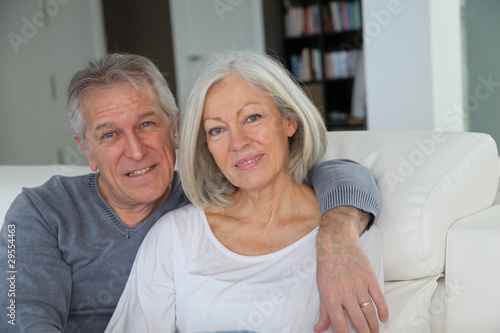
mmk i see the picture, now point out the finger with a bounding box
[314,303,331,333]
[370,283,389,323]
[361,300,380,333]
[329,303,354,333]
[345,302,371,333]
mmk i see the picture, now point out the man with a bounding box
[0,53,387,333]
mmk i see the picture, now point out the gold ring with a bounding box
[360,300,373,307]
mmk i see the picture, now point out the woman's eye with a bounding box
[246,114,261,123]
[208,128,222,136]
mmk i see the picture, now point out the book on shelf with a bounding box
[290,48,361,81]
[321,5,333,32]
[325,1,362,33]
[289,48,323,82]
[285,1,361,36]
[284,4,321,37]
[324,49,361,79]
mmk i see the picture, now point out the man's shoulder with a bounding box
[2,173,95,238]
[10,173,94,216]
[22,173,92,198]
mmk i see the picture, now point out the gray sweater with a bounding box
[0,160,380,332]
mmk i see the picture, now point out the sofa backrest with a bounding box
[323,131,499,281]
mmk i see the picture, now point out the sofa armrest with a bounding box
[444,205,500,332]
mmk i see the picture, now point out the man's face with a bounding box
[75,82,177,211]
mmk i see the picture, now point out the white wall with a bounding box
[0,0,105,165]
[362,0,463,131]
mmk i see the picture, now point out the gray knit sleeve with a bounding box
[0,192,69,332]
[306,159,381,230]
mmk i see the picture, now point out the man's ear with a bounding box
[74,134,98,172]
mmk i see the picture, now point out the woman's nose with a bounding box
[229,128,251,151]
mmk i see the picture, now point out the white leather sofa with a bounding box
[322,131,500,333]
[1,131,499,332]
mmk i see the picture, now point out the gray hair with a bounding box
[67,53,178,147]
[178,50,327,208]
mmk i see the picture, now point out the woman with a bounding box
[105,50,384,332]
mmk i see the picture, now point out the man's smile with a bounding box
[126,165,156,177]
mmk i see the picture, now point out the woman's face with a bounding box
[202,76,298,192]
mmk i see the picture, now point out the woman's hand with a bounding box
[314,206,388,333]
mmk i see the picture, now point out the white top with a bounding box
[106,204,383,333]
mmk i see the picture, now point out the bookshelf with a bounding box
[280,0,365,130]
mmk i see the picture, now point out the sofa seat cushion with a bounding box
[384,275,440,333]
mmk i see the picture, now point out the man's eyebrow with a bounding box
[94,122,114,132]
[137,110,157,121]
[94,111,159,132]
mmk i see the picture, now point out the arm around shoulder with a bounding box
[307,159,381,230]
[308,159,388,332]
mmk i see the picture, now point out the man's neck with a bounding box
[97,175,171,227]
[113,194,169,227]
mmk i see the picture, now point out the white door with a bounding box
[0,0,105,165]
[169,0,265,106]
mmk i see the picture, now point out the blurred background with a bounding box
[0,0,499,165]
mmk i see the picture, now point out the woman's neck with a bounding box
[205,174,321,256]
[228,172,299,214]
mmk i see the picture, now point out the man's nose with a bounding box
[125,133,146,160]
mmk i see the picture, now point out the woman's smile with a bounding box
[234,154,264,169]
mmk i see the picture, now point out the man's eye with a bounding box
[142,121,152,127]
[246,114,261,123]
[103,132,115,139]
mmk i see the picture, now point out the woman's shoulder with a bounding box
[139,204,207,256]
[159,203,202,220]
[153,204,206,235]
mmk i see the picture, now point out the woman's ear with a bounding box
[287,117,299,137]
[173,113,179,149]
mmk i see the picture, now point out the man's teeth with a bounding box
[237,155,262,167]
[127,166,152,176]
